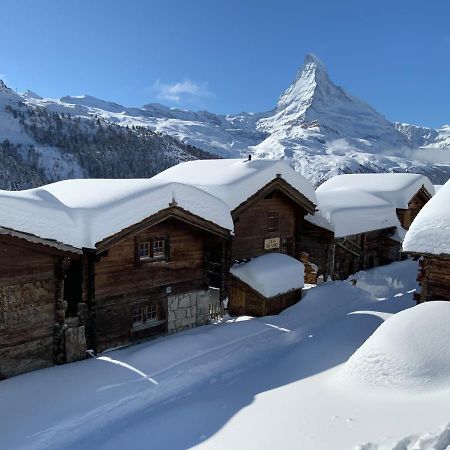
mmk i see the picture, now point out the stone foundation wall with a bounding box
[167,288,219,334]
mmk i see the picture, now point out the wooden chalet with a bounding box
[92,205,229,352]
[403,180,450,303]
[0,178,234,378]
[300,173,434,280]
[153,158,317,316]
[229,253,304,316]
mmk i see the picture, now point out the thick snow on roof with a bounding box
[403,180,450,255]
[152,158,317,211]
[316,173,434,208]
[230,253,304,298]
[337,301,450,391]
[307,173,434,237]
[0,179,233,249]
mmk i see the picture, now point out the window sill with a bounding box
[132,319,165,332]
[139,256,167,263]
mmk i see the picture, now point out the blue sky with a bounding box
[1,0,449,127]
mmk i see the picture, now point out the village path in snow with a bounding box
[1,260,449,450]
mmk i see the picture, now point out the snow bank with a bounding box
[152,158,317,211]
[230,253,304,298]
[337,301,450,391]
[308,173,434,237]
[403,180,450,255]
[0,178,233,249]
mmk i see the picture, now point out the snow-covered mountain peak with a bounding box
[276,53,329,113]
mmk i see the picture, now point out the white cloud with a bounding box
[152,79,213,103]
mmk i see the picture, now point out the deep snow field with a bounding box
[1,260,449,450]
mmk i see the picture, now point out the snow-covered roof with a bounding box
[152,158,317,212]
[230,253,304,298]
[403,180,450,256]
[306,173,434,237]
[0,178,233,250]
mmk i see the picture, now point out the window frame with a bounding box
[267,211,279,234]
[132,301,164,330]
[136,235,169,263]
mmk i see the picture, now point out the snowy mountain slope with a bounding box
[0,80,217,189]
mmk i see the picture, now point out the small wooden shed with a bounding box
[228,253,304,317]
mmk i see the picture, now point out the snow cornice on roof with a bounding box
[307,172,435,238]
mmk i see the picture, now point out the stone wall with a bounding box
[167,288,220,334]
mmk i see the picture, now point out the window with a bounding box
[132,302,160,328]
[139,241,151,260]
[267,212,279,233]
[137,237,168,262]
[153,239,165,258]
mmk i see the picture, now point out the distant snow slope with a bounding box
[1,54,449,189]
[0,80,217,189]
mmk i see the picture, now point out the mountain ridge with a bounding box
[0,54,449,188]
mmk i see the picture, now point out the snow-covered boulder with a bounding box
[336,301,450,391]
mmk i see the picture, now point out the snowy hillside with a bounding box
[0,80,216,189]
[1,261,449,450]
[1,54,449,188]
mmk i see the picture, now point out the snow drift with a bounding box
[337,301,450,391]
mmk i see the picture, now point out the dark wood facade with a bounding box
[230,177,316,263]
[413,255,450,303]
[396,186,433,230]
[227,177,315,316]
[299,222,401,280]
[0,233,83,380]
[93,214,228,352]
[229,276,301,317]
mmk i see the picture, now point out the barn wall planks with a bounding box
[228,276,302,317]
[417,256,450,302]
[0,238,60,379]
[231,191,305,261]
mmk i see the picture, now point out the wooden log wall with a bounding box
[417,256,450,302]
[229,276,301,317]
[94,219,223,351]
[231,191,302,262]
[299,221,334,279]
[396,187,432,230]
[0,237,60,379]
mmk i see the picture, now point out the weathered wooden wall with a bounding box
[396,187,432,230]
[0,237,59,379]
[299,221,334,278]
[231,191,304,261]
[229,276,301,317]
[416,256,450,302]
[94,218,223,351]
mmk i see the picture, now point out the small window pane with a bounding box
[267,212,279,233]
[139,241,151,259]
[153,239,165,258]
